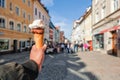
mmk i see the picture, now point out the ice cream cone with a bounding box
[29,19,45,49]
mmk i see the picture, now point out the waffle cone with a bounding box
[34,33,44,49]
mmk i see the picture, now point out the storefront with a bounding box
[19,40,32,52]
[0,39,9,51]
[0,28,33,53]
[93,34,104,50]
[0,39,32,53]
[99,25,120,56]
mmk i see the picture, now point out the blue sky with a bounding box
[41,0,92,39]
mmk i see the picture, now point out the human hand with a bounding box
[30,44,47,71]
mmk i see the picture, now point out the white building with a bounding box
[71,7,92,51]
[92,0,120,57]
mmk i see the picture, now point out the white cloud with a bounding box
[55,22,66,27]
[41,0,54,7]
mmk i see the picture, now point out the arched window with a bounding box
[9,21,14,30]
[0,18,5,28]
[0,0,5,8]
[28,0,30,7]
[17,24,21,31]
[10,2,13,11]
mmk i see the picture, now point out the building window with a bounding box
[28,0,30,7]
[23,26,27,32]
[23,10,26,18]
[28,14,31,22]
[95,12,99,23]
[0,39,9,51]
[95,34,104,49]
[20,41,26,48]
[35,8,37,15]
[22,41,26,48]
[9,21,14,30]
[39,12,41,19]
[42,15,44,21]
[19,41,26,49]
[114,0,119,11]
[10,2,12,11]
[16,6,20,16]
[22,0,26,3]
[17,24,21,31]
[0,18,5,28]
[101,6,106,19]
[111,0,119,12]
[0,0,5,8]
[27,40,30,46]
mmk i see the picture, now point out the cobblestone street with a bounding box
[0,51,120,80]
[37,52,120,80]
[0,51,29,64]
[77,51,120,80]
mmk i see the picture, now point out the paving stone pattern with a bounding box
[0,51,120,80]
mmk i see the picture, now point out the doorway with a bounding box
[13,40,17,52]
[111,31,117,56]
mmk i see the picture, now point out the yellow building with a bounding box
[0,0,34,53]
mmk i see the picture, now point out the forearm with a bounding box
[0,60,39,80]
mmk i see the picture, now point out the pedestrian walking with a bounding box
[67,43,71,53]
[74,41,79,53]
[70,43,74,53]
[80,43,83,52]
[61,43,65,53]
[83,43,88,51]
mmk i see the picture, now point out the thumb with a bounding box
[42,44,47,51]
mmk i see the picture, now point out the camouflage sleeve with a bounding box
[0,60,38,80]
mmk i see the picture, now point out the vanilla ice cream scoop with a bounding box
[29,19,45,29]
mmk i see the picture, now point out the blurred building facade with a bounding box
[0,0,66,53]
[49,21,56,43]
[0,0,34,53]
[60,31,65,43]
[71,0,120,57]
[71,6,92,50]
[55,26,60,43]
[92,0,120,56]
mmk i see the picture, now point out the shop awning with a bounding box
[100,25,120,34]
